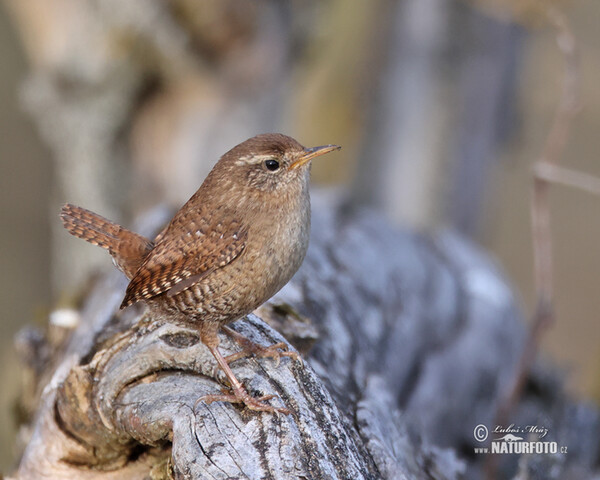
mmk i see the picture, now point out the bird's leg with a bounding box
[197,324,291,414]
[222,325,302,367]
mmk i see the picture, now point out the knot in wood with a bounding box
[159,331,200,349]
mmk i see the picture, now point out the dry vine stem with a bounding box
[488,5,600,478]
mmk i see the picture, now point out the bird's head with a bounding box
[208,133,341,196]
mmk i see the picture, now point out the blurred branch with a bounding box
[533,162,600,197]
[488,5,581,479]
[530,6,580,308]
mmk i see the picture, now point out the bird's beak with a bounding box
[290,144,341,170]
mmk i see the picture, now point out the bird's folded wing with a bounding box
[120,219,247,308]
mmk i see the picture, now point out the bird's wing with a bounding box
[120,218,247,308]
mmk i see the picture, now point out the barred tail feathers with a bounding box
[60,203,121,251]
[60,204,153,278]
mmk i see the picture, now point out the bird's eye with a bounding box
[264,159,280,171]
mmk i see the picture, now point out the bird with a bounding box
[60,133,340,414]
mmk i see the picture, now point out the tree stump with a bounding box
[10,198,600,479]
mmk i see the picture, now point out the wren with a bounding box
[60,133,340,414]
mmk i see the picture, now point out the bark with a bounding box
[11,197,600,479]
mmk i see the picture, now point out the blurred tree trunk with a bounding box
[355,0,450,228]
[444,4,524,236]
[356,0,522,235]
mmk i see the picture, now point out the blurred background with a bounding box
[1,0,599,471]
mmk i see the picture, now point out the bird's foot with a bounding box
[225,341,300,367]
[198,387,291,415]
[223,326,302,367]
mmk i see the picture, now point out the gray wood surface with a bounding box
[11,198,600,479]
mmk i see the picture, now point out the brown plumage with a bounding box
[60,204,153,278]
[60,133,340,414]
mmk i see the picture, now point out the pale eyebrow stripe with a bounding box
[234,154,277,166]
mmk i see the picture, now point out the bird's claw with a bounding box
[197,388,290,415]
[225,340,302,367]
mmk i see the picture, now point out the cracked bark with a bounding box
[11,199,600,479]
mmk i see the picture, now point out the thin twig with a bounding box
[486,6,581,479]
[533,162,600,197]
[529,7,580,309]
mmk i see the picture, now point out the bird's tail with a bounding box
[60,203,153,278]
[61,203,122,250]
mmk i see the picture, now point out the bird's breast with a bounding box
[247,196,310,295]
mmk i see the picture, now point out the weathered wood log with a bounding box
[11,198,600,479]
